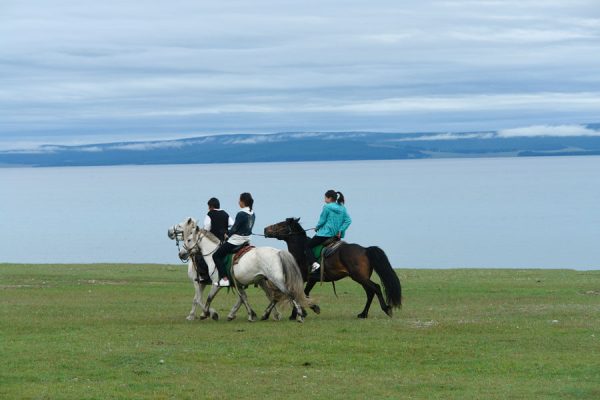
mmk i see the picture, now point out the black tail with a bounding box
[366,246,402,308]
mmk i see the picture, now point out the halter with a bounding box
[185,229,219,257]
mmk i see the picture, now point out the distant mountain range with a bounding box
[2,124,600,167]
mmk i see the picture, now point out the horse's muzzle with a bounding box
[263,227,273,238]
[178,247,190,261]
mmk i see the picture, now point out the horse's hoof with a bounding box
[357,313,368,319]
[199,313,209,320]
[301,308,308,318]
[186,315,195,321]
[248,311,257,322]
[272,313,282,321]
[227,315,236,321]
[211,312,219,321]
[311,305,321,315]
[296,316,304,323]
[385,308,393,318]
[260,314,269,321]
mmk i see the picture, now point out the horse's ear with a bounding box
[187,217,192,224]
[294,217,300,222]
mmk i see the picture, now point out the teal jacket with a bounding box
[315,202,352,238]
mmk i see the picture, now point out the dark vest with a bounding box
[207,209,230,242]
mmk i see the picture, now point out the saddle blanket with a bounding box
[225,245,255,276]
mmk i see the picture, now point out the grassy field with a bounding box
[1,264,599,399]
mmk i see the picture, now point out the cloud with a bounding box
[393,132,495,141]
[1,0,600,146]
[497,124,600,138]
[106,141,188,151]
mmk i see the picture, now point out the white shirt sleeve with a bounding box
[228,216,234,228]
[203,214,211,231]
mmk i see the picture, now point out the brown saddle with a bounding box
[321,237,344,258]
[233,244,255,265]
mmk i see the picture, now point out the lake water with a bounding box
[1,157,599,269]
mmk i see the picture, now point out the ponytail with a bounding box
[325,189,345,205]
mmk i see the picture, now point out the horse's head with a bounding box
[168,217,202,257]
[264,217,304,240]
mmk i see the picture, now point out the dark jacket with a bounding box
[228,208,255,237]
[207,209,230,241]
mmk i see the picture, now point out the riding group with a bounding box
[167,190,402,323]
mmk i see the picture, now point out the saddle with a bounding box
[224,243,255,278]
[312,237,344,260]
[232,243,254,265]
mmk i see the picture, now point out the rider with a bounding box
[212,192,255,287]
[305,190,352,273]
[192,197,234,283]
[203,197,234,242]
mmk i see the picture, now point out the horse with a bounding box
[168,221,283,322]
[264,218,402,318]
[169,217,309,322]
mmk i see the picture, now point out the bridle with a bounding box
[171,224,218,264]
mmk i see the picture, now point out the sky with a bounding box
[1,0,600,150]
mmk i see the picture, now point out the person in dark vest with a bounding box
[212,192,255,287]
[194,198,233,283]
[305,189,352,273]
[203,197,234,242]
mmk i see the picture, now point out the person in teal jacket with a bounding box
[305,189,352,272]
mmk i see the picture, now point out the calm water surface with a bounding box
[1,157,599,269]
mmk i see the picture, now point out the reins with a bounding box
[173,228,218,262]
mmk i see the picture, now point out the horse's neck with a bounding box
[199,236,218,254]
[286,236,308,266]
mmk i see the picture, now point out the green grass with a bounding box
[1,264,599,399]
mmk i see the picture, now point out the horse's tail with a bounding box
[278,250,309,308]
[366,246,402,308]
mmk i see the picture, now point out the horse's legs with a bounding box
[261,300,278,321]
[357,283,375,318]
[257,280,282,321]
[367,279,393,317]
[290,278,319,320]
[236,286,258,322]
[187,280,202,320]
[304,279,320,314]
[357,280,391,318]
[201,285,221,320]
[227,296,243,321]
[291,298,304,323]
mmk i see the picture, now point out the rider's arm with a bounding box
[315,206,329,231]
[203,214,211,231]
[340,209,352,238]
[228,212,243,236]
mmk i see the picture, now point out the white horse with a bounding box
[168,217,308,322]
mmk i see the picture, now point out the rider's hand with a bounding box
[336,232,341,239]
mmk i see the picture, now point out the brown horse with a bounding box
[264,218,402,318]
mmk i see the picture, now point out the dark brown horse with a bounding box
[264,218,402,318]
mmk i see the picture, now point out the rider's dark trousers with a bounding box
[193,254,210,282]
[212,242,238,279]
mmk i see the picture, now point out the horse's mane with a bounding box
[198,229,221,244]
[288,218,307,235]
